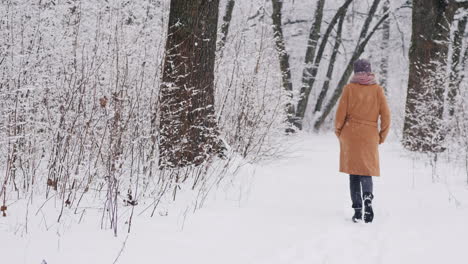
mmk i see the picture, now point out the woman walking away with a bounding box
[335,59,391,223]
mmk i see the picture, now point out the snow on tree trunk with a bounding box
[379,0,390,92]
[294,0,327,129]
[271,0,296,130]
[448,14,468,117]
[313,14,345,114]
[402,0,457,152]
[159,0,223,168]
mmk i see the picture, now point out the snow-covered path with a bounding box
[2,134,468,264]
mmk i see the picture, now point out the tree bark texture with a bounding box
[271,0,296,129]
[159,0,222,168]
[379,0,390,92]
[448,14,468,116]
[402,0,457,152]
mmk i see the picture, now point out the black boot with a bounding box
[352,208,362,222]
[363,192,374,223]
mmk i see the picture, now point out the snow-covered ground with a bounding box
[2,134,468,264]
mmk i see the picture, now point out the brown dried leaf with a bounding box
[99,96,108,108]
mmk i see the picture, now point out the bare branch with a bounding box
[295,0,353,126]
[313,4,391,130]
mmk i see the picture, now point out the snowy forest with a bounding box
[1,0,468,263]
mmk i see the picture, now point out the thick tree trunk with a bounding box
[271,0,296,129]
[379,0,390,92]
[159,0,222,168]
[402,0,457,152]
[295,0,353,128]
[448,15,468,116]
[313,0,386,130]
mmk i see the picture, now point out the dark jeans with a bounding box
[349,174,373,209]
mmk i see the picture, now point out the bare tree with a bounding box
[313,13,346,114]
[159,0,223,168]
[271,0,296,129]
[313,0,388,130]
[294,0,327,129]
[295,0,353,128]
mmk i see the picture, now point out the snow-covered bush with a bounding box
[0,0,291,233]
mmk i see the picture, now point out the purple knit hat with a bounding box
[353,59,372,73]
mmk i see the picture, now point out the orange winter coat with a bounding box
[335,83,391,176]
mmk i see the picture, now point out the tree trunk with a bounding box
[402,0,457,152]
[313,13,345,113]
[448,14,468,116]
[459,38,468,88]
[159,0,223,168]
[271,0,296,129]
[313,0,386,130]
[379,0,390,92]
[295,0,353,128]
[218,0,235,53]
[294,0,326,128]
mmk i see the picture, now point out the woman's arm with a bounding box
[378,86,391,144]
[334,85,349,137]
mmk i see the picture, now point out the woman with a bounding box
[335,59,391,223]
